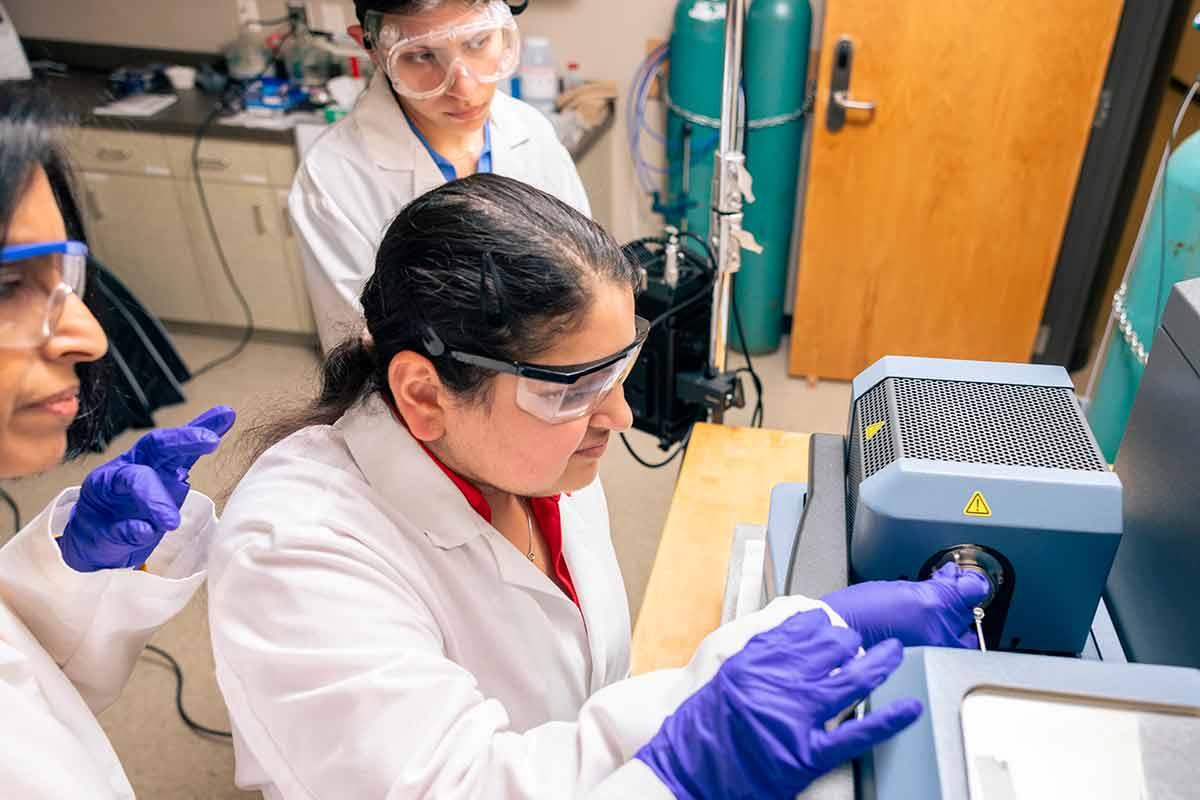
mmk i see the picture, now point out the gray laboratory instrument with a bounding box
[759,322,1200,798]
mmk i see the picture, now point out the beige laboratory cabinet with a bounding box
[69,127,315,337]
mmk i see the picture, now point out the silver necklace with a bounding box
[523,500,536,562]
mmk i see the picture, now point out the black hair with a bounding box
[0,84,109,457]
[355,0,486,30]
[244,173,639,463]
[355,0,527,33]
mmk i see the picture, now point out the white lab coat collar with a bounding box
[352,72,533,182]
[336,394,492,551]
[335,394,604,615]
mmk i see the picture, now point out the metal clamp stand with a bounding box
[706,0,762,423]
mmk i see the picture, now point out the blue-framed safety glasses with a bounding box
[424,315,650,423]
[0,240,88,348]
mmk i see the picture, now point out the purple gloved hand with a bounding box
[635,609,922,800]
[59,406,236,572]
[822,564,992,650]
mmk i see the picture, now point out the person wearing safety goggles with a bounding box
[209,174,989,799]
[0,86,237,798]
[290,0,589,352]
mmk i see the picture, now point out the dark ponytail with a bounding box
[240,173,640,468]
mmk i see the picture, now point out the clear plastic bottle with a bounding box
[564,61,584,91]
[519,36,558,115]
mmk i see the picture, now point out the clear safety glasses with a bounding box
[425,316,650,424]
[0,240,87,349]
[366,1,521,100]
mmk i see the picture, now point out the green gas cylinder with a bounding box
[666,0,811,353]
[1087,129,1200,462]
[666,0,726,241]
[738,0,811,353]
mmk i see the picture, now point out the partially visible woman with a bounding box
[0,85,235,798]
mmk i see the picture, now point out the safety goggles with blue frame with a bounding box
[0,240,88,349]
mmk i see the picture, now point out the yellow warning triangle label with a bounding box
[964,491,992,518]
[865,421,886,441]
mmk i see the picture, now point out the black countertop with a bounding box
[42,70,614,158]
[42,71,297,145]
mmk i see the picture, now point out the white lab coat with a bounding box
[0,488,215,798]
[208,393,841,799]
[289,73,592,352]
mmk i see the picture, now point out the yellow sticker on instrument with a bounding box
[865,421,886,441]
[964,491,992,518]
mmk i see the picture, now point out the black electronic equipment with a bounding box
[622,229,751,453]
[622,237,712,448]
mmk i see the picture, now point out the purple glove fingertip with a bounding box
[810,696,923,774]
[187,404,237,437]
[932,562,992,605]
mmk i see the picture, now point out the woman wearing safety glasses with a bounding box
[210,174,989,799]
[0,87,237,796]
[291,0,587,352]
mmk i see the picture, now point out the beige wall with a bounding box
[6,0,826,243]
[6,0,241,53]
[517,0,675,241]
[4,0,357,53]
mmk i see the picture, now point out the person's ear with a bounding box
[348,24,385,69]
[388,352,447,441]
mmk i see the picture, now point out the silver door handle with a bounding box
[196,157,231,172]
[832,90,876,112]
[96,147,132,162]
[252,204,267,236]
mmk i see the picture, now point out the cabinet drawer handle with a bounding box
[281,206,292,238]
[85,190,104,221]
[196,157,231,172]
[252,204,267,236]
[96,147,132,162]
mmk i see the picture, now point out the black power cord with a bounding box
[620,428,691,469]
[187,32,299,378]
[731,287,764,428]
[1,487,20,531]
[647,276,714,331]
[143,644,233,739]
[187,107,257,379]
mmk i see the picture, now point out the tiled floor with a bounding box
[0,329,850,798]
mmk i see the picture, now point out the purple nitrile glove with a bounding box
[635,609,922,800]
[59,406,236,572]
[822,563,992,650]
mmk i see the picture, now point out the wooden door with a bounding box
[789,1,1123,380]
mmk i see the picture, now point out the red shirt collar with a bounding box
[415,439,579,607]
[417,439,497,523]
